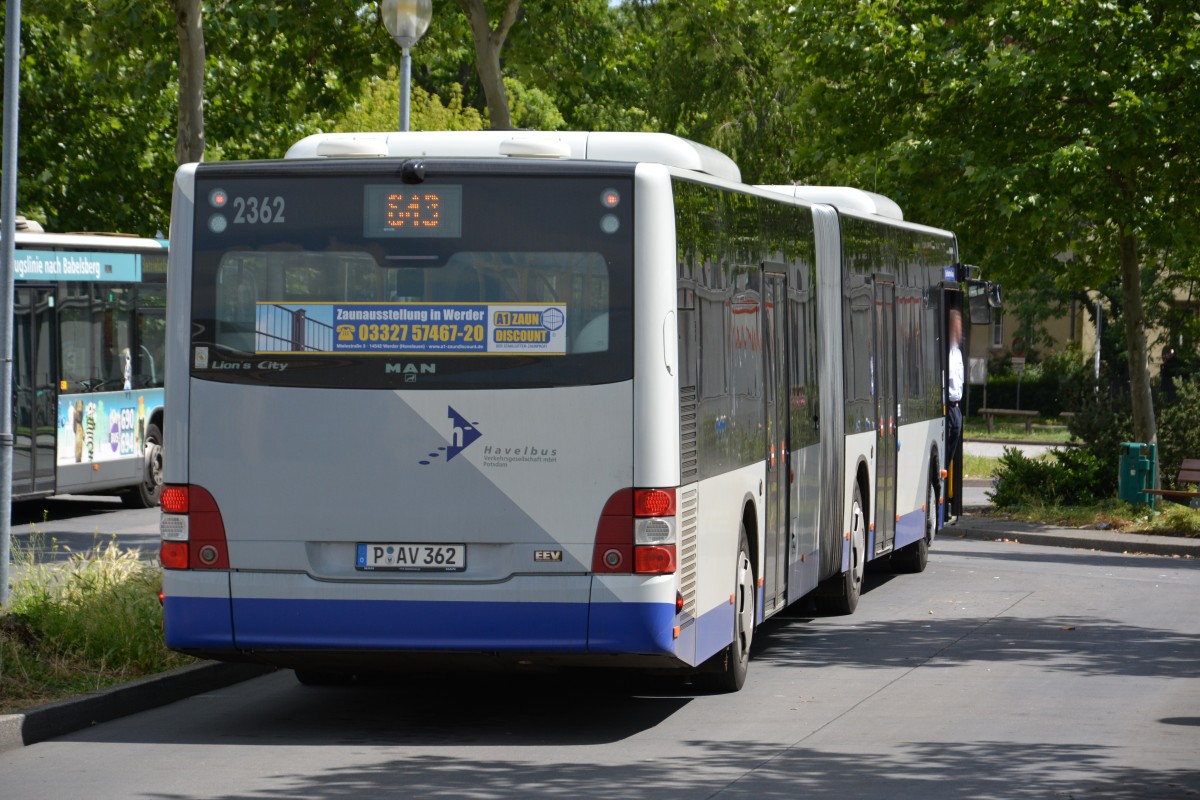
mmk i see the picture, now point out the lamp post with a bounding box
[0,0,23,607]
[381,0,432,132]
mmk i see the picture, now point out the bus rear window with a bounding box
[189,169,633,388]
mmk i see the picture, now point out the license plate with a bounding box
[356,543,466,572]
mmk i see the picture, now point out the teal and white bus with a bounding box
[13,230,167,506]
[160,132,997,690]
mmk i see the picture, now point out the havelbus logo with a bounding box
[418,406,481,466]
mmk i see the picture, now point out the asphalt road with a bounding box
[2,536,1197,799]
[9,495,161,564]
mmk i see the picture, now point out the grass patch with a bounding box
[0,530,194,714]
[962,453,1001,481]
[963,417,1076,443]
[1131,503,1200,537]
[984,499,1200,538]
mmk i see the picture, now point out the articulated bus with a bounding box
[160,132,998,690]
[12,230,167,506]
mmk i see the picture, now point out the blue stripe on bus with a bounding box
[232,598,591,651]
[163,596,235,650]
[165,595,684,656]
[163,593,778,673]
[587,600,677,654]
[893,507,928,550]
[694,599,735,665]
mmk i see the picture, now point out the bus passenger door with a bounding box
[13,286,57,498]
[763,272,789,615]
[873,276,898,555]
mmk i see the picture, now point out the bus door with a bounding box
[762,271,789,615]
[13,286,57,497]
[873,275,898,555]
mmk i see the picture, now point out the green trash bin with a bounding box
[1118,442,1156,507]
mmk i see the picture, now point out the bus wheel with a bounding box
[695,526,754,693]
[823,484,865,615]
[892,477,933,574]
[128,423,164,508]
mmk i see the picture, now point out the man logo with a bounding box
[386,363,437,375]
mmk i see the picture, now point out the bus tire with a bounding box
[894,478,935,574]
[694,526,754,693]
[133,423,164,508]
[822,483,865,615]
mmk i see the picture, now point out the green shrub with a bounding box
[989,446,1112,508]
[1067,388,1133,479]
[1157,374,1200,491]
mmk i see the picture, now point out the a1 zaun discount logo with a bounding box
[418,406,482,466]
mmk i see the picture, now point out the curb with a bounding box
[945,517,1200,558]
[0,661,274,754]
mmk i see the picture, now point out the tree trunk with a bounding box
[175,0,205,164]
[454,0,522,130]
[1119,225,1157,450]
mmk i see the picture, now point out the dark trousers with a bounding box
[947,403,962,468]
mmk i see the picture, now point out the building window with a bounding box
[990,309,1004,349]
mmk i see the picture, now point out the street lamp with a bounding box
[381,0,432,132]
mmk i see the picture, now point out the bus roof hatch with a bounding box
[286,131,742,183]
[756,185,905,221]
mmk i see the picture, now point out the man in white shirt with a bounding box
[946,309,964,496]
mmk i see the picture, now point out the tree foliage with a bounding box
[2,0,1197,432]
[334,69,485,132]
[785,0,1200,444]
[4,1,387,235]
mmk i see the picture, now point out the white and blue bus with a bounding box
[12,229,167,506]
[160,132,997,690]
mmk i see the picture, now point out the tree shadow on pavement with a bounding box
[137,738,1200,799]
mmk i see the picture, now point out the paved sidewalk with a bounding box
[946,513,1200,558]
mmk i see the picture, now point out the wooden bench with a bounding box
[1146,458,1200,507]
[977,408,1039,435]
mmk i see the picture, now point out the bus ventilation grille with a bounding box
[680,385,698,481]
[678,485,699,617]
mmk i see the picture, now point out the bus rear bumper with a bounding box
[163,571,687,662]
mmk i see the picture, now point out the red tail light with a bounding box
[161,485,189,514]
[634,489,675,517]
[159,484,230,571]
[635,545,677,574]
[160,541,189,569]
[592,488,678,575]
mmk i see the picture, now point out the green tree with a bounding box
[334,69,485,132]
[452,0,522,129]
[4,1,387,235]
[615,1,806,182]
[786,0,1200,448]
[174,0,204,163]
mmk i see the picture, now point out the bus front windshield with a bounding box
[189,166,634,389]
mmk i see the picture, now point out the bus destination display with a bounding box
[364,184,463,238]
